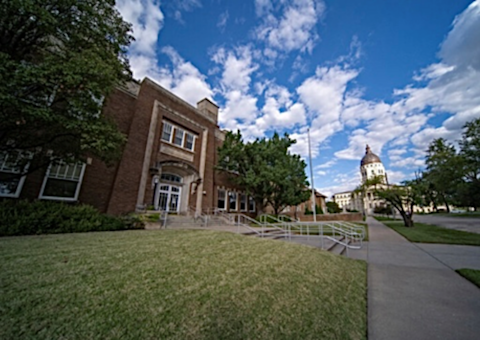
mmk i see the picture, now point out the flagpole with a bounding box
[307,128,316,222]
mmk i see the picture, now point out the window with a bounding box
[228,191,237,211]
[248,196,255,212]
[217,189,226,210]
[161,173,182,183]
[40,161,86,201]
[161,122,173,142]
[0,152,30,198]
[240,193,247,211]
[161,121,197,152]
[173,128,184,146]
[185,133,195,151]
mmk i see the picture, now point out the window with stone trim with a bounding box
[39,161,86,201]
[248,196,255,212]
[185,133,195,151]
[217,189,226,210]
[239,193,247,211]
[173,128,184,146]
[0,151,30,198]
[228,191,237,211]
[161,121,197,152]
[161,122,173,142]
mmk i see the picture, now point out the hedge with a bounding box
[0,200,144,236]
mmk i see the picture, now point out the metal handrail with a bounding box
[272,221,366,254]
[190,209,365,254]
[187,206,208,227]
[258,214,285,224]
[230,213,289,237]
[159,210,168,228]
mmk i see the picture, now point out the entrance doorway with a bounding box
[158,184,182,212]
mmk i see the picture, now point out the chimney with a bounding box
[197,98,219,124]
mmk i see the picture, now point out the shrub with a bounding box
[0,200,144,236]
[305,205,324,215]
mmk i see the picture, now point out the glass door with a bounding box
[158,184,182,212]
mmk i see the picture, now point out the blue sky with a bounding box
[116,0,480,197]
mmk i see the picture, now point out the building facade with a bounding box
[0,78,257,216]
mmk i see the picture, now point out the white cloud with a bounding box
[117,0,164,57]
[319,170,361,198]
[212,46,262,128]
[389,157,424,169]
[292,65,359,157]
[388,148,407,160]
[156,47,213,105]
[386,170,410,185]
[219,90,258,127]
[254,0,325,54]
[212,46,258,92]
[316,160,337,169]
[404,0,480,148]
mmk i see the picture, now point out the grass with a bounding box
[374,217,480,245]
[456,268,480,288]
[0,230,367,339]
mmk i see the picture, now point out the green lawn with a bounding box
[0,230,366,339]
[456,268,480,288]
[374,217,480,245]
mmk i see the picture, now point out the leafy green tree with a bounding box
[217,131,310,215]
[374,180,423,227]
[352,174,385,215]
[0,0,133,173]
[424,138,461,212]
[458,118,480,211]
[326,201,341,214]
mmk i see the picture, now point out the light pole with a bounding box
[307,128,316,222]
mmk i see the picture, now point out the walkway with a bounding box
[367,217,480,340]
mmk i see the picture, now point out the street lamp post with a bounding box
[307,128,316,222]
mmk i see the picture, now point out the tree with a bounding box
[217,131,310,215]
[326,201,341,214]
[458,118,480,211]
[374,180,423,227]
[424,138,461,212]
[353,175,385,215]
[0,0,133,174]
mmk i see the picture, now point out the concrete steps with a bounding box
[158,214,356,256]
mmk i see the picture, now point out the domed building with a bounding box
[333,144,389,215]
[360,145,387,184]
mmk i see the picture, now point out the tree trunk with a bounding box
[442,195,450,213]
[399,211,414,227]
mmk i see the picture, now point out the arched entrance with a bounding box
[151,161,200,213]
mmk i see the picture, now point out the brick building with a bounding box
[0,78,255,216]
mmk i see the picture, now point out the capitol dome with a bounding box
[360,145,381,166]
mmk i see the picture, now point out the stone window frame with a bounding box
[161,120,197,152]
[39,161,86,202]
[239,193,247,212]
[248,196,255,212]
[228,191,237,211]
[217,188,226,210]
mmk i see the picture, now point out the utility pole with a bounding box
[307,128,316,222]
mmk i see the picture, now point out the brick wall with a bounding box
[298,213,363,222]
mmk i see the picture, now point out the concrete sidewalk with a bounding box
[367,217,480,340]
